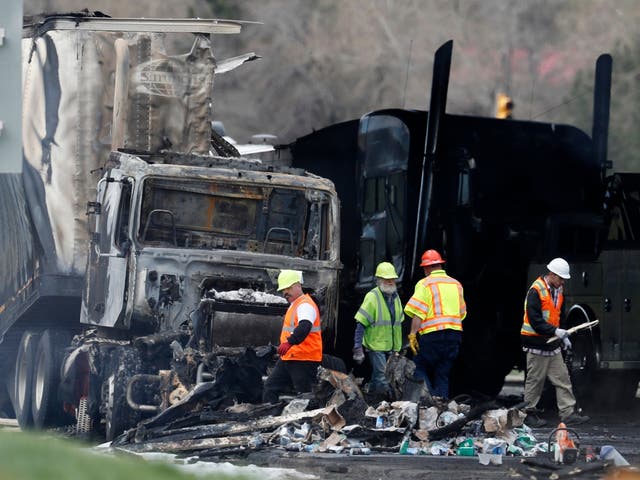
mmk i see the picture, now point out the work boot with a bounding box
[525,412,547,428]
[562,411,590,426]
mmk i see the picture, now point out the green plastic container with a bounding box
[457,446,476,456]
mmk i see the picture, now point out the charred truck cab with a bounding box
[81,153,340,439]
[84,152,340,347]
[0,12,339,439]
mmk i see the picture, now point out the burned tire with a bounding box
[32,330,72,429]
[105,347,142,441]
[14,330,40,429]
[566,330,598,405]
[593,371,640,407]
[565,306,598,406]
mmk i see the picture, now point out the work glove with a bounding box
[562,337,572,350]
[554,328,569,339]
[352,346,365,365]
[408,333,419,355]
[277,342,292,356]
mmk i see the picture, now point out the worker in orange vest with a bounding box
[405,250,466,400]
[521,258,589,427]
[262,270,322,403]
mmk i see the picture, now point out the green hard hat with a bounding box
[278,270,303,291]
[375,262,398,279]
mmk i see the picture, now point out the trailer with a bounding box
[0,12,341,438]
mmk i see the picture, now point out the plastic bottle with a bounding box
[507,444,524,456]
[584,446,596,463]
[600,445,630,466]
[515,435,536,450]
[399,439,410,454]
[279,425,291,446]
[430,441,450,456]
[350,447,371,455]
[285,442,303,451]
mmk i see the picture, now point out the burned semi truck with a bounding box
[290,41,640,404]
[0,13,340,438]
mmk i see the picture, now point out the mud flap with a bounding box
[104,346,143,441]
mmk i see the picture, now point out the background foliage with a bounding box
[23,0,640,171]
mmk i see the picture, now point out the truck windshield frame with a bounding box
[355,113,409,287]
[135,176,332,260]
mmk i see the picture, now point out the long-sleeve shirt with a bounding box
[521,281,565,354]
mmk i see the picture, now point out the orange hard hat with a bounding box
[420,249,445,267]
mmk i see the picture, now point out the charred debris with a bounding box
[72,338,628,479]
[103,345,529,461]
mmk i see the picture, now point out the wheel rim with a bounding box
[105,375,115,436]
[34,348,46,412]
[17,352,29,409]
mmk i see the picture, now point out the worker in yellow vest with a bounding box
[405,250,466,400]
[352,262,404,396]
[262,270,322,403]
[521,258,589,427]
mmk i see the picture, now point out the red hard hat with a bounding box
[420,249,444,267]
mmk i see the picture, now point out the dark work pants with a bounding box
[413,329,462,399]
[262,359,320,403]
[367,350,391,393]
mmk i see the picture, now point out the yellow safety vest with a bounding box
[404,270,466,335]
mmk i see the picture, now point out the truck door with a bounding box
[622,250,640,363]
[600,250,625,361]
[356,114,409,289]
[82,173,132,328]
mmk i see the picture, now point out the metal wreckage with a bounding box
[0,12,343,441]
[108,351,523,457]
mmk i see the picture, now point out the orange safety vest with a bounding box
[521,277,563,336]
[280,293,322,361]
[404,270,466,335]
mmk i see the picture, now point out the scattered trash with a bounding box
[282,399,310,416]
[478,453,503,465]
[483,438,507,455]
[349,447,371,455]
[106,348,628,475]
[515,433,537,450]
[482,407,525,434]
[437,411,460,427]
[429,441,450,456]
[600,445,630,466]
[584,445,596,463]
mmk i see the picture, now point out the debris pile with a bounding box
[111,348,631,477]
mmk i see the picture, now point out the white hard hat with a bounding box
[547,258,571,279]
